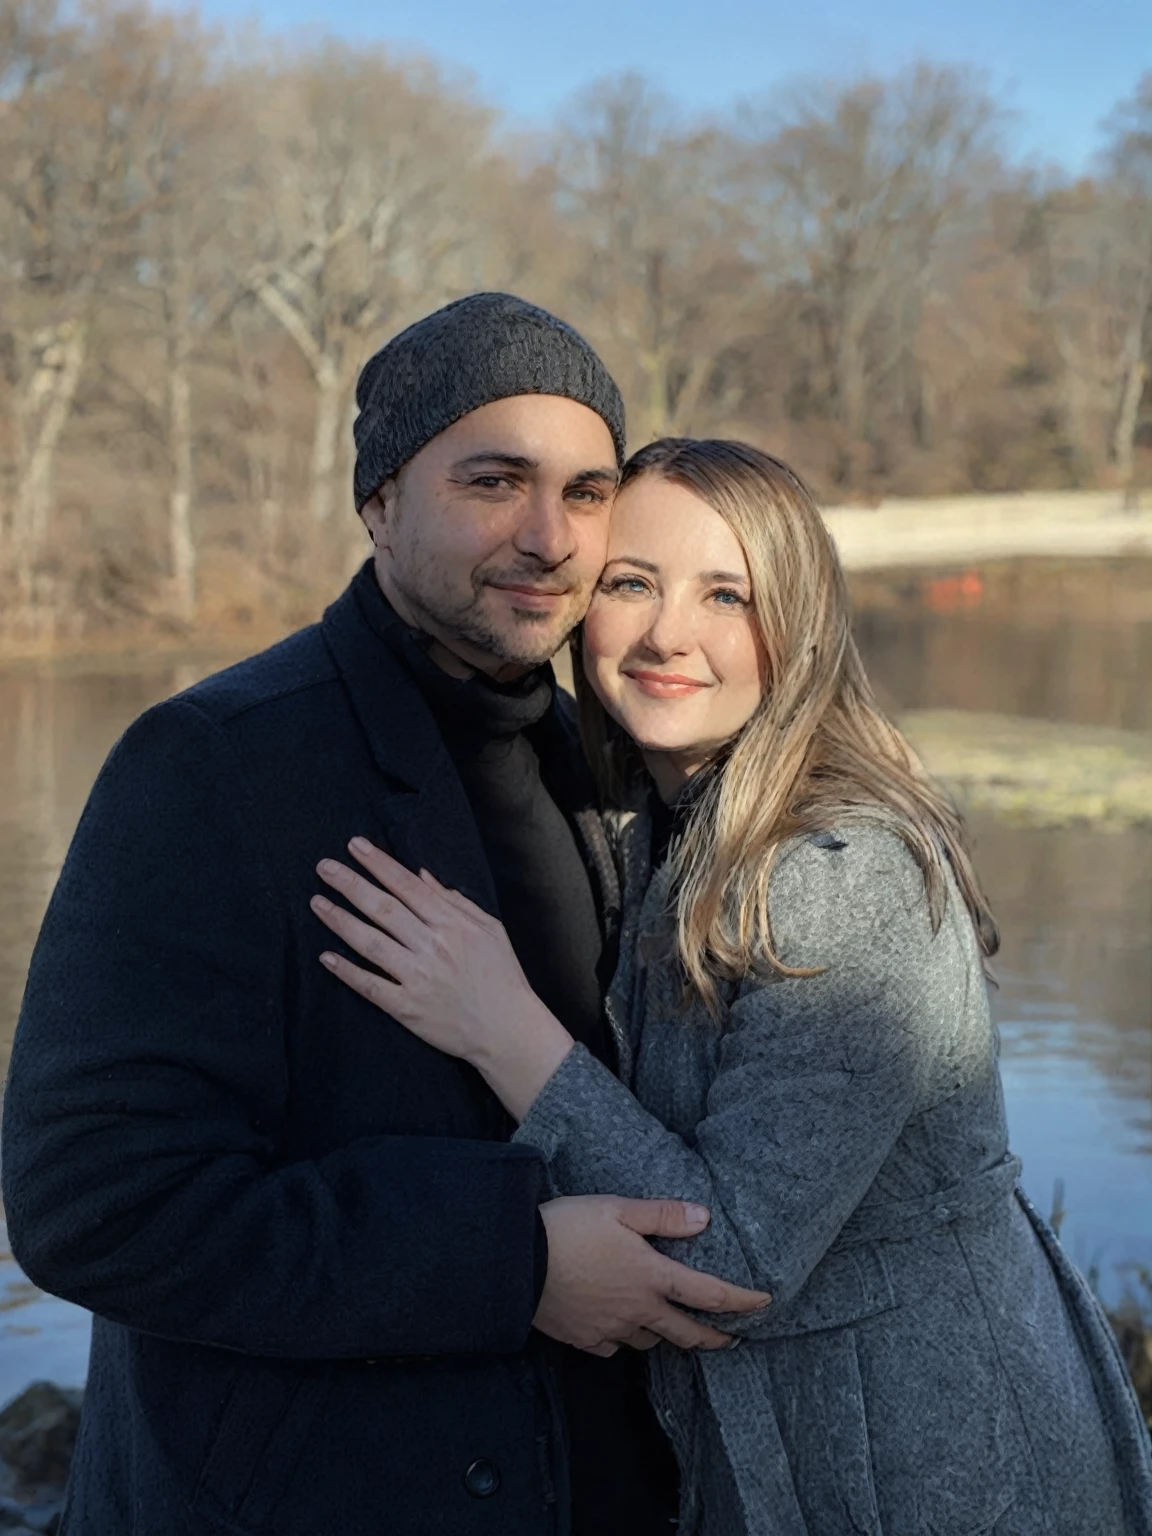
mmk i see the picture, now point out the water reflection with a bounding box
[0,559,1149,1381]
[851,557,1152,731]
[968,814,1152,1292]
[849,556,1152,1299]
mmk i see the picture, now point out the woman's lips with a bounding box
[623,669,710,698]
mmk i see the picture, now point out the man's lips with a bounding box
[623,669,711,698]
[487,582,570,609]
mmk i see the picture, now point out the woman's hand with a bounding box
[310,837,575,1120]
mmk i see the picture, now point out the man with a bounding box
[3,294,768,1536]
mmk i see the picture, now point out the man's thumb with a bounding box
[616,1197,711,1239]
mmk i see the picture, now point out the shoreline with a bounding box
[0,493,1149,667]
[901,711,1152,832]
[823,489,1152,570]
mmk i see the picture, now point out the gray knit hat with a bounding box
[352,292,626,511]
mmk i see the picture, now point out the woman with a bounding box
[311,439,1152,1535]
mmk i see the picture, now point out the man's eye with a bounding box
[471,475,514,490]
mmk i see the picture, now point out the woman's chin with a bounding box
[630,732,707,758]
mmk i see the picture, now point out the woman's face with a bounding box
[583,474,767,790]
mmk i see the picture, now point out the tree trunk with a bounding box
[636,347,671,442]
[229,313,282,561]
[11,318,88,602]
[1113,356,1146,511]
[311,352,343,524]
[1059,356,1096,474]
[165,278,197,624]
[669,353,714,437]
[836,326,868,443]
[914,369,937,450]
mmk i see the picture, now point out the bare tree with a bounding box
[126,15,254,621]
[1041,174,1152,497]
[754,64,1001,484]
[0,1,171,613]
[553,76,758,443]
[1103,74,1152,504]
[238,46,498,535]
[0,5,1147,652]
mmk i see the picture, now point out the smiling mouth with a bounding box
[488,582,570,607]
[623,670,710,698]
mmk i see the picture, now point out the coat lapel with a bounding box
[320,576,499,915]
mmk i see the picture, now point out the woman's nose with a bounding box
[642,599,694,658]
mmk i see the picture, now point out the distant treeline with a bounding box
[1,0,1150,645]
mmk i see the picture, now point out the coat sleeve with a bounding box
[513,827,951,1328]
[2,697,547,1359]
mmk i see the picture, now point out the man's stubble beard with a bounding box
[392,550,590,669]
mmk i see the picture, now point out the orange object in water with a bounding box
[923,570,984,614]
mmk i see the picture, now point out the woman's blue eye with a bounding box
[712,589,746,606]
[605,576,650,594]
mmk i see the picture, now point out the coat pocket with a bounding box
[748,1242,897,1340]
[192,1361,332,1533]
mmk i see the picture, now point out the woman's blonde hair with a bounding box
[573,437,998,1012]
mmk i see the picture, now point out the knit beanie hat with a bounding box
[352,292,626,511]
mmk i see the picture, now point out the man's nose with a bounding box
[513,493,577,568]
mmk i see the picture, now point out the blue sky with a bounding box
[200,0,1149,173]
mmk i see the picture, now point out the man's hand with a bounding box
[534,1195,772,1357]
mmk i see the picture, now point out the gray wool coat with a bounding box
[514,815,1152,1536]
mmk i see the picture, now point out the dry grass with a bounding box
[903,710,1152,830]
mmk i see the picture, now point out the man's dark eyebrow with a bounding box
[567,466,621,487]
[451,452,538,473]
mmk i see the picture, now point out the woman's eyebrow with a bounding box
[603,556,659,573]
[699,569,750,585]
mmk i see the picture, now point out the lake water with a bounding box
[1,556,1150,1401]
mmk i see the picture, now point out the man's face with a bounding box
[362,395,619,677]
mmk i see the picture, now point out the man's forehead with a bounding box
[442,395,616,448]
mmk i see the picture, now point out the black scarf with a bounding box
[356,565,609,1063]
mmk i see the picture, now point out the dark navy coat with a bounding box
[2,569,613,1536]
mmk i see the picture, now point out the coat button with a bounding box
[463,1459,500,1499]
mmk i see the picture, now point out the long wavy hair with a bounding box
[572,437,998,1012]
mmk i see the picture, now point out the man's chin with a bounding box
[477,599,582,668]
[488,619,572,668]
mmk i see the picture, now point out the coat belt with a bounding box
[832,1153,1023,1250]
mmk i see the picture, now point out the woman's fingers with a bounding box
[317,950,407,1016]
[316,860,426,948]
[417,868,501,931]
[346,838,448,924]
[311,894,415,979]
